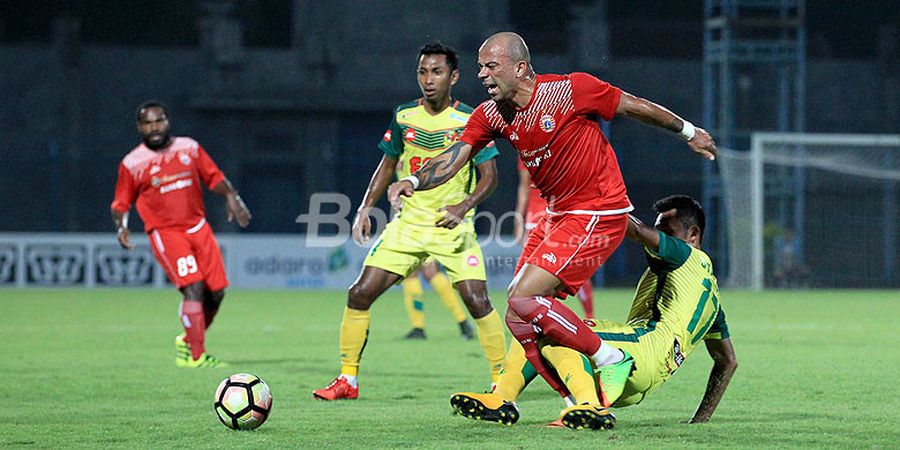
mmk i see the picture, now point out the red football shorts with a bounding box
[148,220,228,291]
[516,213,627,296]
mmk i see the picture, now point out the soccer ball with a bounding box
[214,373,273,430]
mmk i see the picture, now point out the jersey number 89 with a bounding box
[177,255,199,277]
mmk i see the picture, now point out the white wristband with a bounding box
[679,120,696,141]
[400,175,420,190]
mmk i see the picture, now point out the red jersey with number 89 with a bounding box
[111,137,225,232]
[462,72,632,214]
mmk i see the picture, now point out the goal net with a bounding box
[718,133,900,290]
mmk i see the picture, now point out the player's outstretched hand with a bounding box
[435,203,468,229]
[352,208,373,244]
[117,228,135,250]
[387,180,415,211]
[226,194,252,228]
[688,127,717,161]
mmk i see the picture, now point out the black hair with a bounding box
[136,100,168,121]
[653,194,706,240]
[419,41,459,72]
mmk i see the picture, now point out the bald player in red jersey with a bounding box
[388,32,717,410]
[514,160,594,319]
[111,101,251,368]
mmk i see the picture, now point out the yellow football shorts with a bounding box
[364,219,486,284]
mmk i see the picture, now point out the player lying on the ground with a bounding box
[450,195,738,430]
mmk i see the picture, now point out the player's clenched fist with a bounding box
[387,179,415,211]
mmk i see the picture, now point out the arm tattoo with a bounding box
[415,142,467,190]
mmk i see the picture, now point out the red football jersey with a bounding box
[463,73,632,214]
[518,158,547,226]
[111,137,225,232]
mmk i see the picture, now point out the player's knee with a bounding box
[347,281,377,310]
[457,281,493,318]
[507,296,539,319]
[181,282,205,301]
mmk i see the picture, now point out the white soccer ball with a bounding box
[214,373,273,430]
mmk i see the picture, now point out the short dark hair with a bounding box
[419,41,458,72]
[136,101,168,121]
[653,194,706,240]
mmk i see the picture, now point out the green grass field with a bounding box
[2,288,898,449]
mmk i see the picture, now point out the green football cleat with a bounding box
[560,404,616,430]
[183,352,229,368]
[450,392,519,425]
[597,350,634,407]
[175,334,191,367]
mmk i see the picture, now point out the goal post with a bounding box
[719,132,900,290]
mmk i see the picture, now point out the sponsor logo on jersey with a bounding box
[179,153,191,165]
[509,132,519,141]
[150,165,161,175]
[541,252,557,264]
[383,130,392,142]
[405,129,417,141]
[160,178,194,194]
[466,255,480,267]
[540,114,556,133]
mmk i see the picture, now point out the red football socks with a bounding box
[180,299,206,360]
[505,310,571,399]
[507,295,602,356]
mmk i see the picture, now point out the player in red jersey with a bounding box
[515,160,594,319]
[111,101,251,368]
[388,32,717,408]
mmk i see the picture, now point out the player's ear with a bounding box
[450,69,459,86]
[688,225,702,245]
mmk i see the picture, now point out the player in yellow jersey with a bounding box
[314,42,507,400]
[451,195,738,429]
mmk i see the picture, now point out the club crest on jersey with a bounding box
[179,153,191,166]
[404,129,417,141]
[150,165,161,175]
[539,114,555,133]
[541,252,557,264]
[383,130,392,142]
[466,255,480,267]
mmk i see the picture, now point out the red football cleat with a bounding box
[313,377,359,400]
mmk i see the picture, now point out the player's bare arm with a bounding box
[354,154,398,243]
[435,158,498,229]
[514,168,531,242]
[615,92,717,161]
[690,338,738,423]
[111,209,135,250]
[625,213,662,250]
[211,177,251,228]
[387,141,473,210]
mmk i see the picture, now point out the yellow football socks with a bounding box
[494,340,529,401]
[429,273,467,323]
[474,309,507,383]
[339,307,370,377]
[542,344,601,405]
[402,277,426,329]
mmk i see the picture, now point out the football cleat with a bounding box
[560,404,616,430]
[182,352,228,368]
[458,320,475,340]
[450,392,519,425]
[313,377,359,400]
[597,350,634,407]
[404,328,427,340]
[175,333,192,367]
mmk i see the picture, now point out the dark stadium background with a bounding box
[1,0,897,285]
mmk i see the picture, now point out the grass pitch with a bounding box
[2,288,898,449]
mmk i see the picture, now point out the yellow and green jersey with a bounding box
[378,99,498,226]
[594,231,730,405]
